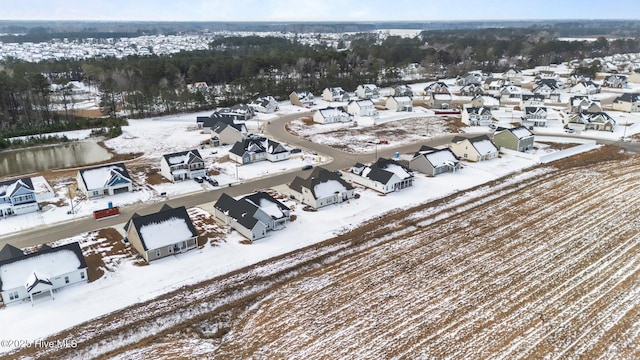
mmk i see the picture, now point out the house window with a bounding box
[155,249,161,257]
[80,272,85,279]
[65,276,69,284]
[168,246,173,254]
[9,291,19,300]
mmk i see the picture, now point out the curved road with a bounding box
[3,111,637,249]
[0,111,461,249]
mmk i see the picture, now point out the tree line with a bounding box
[1,25,639,136]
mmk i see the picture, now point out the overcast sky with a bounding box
[0,0,637,22]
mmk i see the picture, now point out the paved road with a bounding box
[0,112,466,249]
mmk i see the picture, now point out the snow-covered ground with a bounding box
[0,148,574,350]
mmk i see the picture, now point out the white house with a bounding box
[248,96,279,113]
[160,150,206,182]
[76,163,133,199]
[521,107,548,127]
[322,87,349,102]
[356,84,379,99]
[288,167,355,209]
[347,99,378,117]
[520,94,546,108]
[290,90,315,107]
[449,135,499,162]
[349,158,414,194]
[214,192,290,241]
[567,112,616,132]
[461,107,493,126]
[313,107,351,124]
[0,177,39,217]
[125,204,199,263]
[385,96,413,112]
[0,242,87,305]
[569,80,600,95]
[228,135,290,165]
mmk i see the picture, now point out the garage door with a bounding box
[113,186,129,194]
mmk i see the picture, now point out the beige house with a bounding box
[612,93,640,112]
[289,91,315,107]
[449,135,499,162]
[385,96,413,112]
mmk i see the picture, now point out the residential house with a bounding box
[459,83,484,97]
[566,112,616,132]
[520,94,546,108]
[0,242,87,305]
[228,135,290,165]
[160,150,206,182]
[385,96,413,112]
[521,107,548,127]
[603,74,628,88]
[425,92,453,109]
[349,158,413,194]
[210,121,248,146]
[218,104,255,120]
[503,68,523,81]
[288,167,355,209]
[409,146,460,177]
[0,178,39,217]
[213,192,290,241]
[76,163,133,199]
[394,85,414,97]
[569,80,600,95]
[289,91,315,107]
[322,87,349,102]
[356,84,380,99]
[533,78,562,100]
[313,107,351,124]
[449,135,499,162]
[493,126,535,152]
[347,99,378,117]
[125,204,198,263]
[485,78,512,92]
[470,95,500,110]
[499,85,525,101]
[196,112,235,131]
[423,81,450,96]
[456,71,484,86]
[629,71,640,84]
[612,93,640,112]
[568,74,593,85]
[461,107,493,126]
[248,96,279,114]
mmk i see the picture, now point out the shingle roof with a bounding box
[214,193,260,230]
[289,167,353,200]
[127,204,198,251]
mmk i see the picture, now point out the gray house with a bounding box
[213,192,290,241]
[0,177,39,217]
[409,146,460,177]
[211,121,248,146]
[289,167,355,209]
[125,204,199,263]
[493,126,535,152]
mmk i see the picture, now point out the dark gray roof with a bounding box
[127,204,198,251]
[242,191,290,217]
[197,113,235,128]
[0,177,34,197]
[289,167,353,200]
[365,158,413,184]
[162,149,203,166]
[614,93,640,103]
[0,244,25,262]
[214,193,260,230]
[525,106,547,114]
[0,242,87,292]
[521,94,545,101]
[453,134,493,144]
[229,136,286,157]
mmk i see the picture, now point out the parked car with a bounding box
[291,148,302,154]
[565,128,576,134]
[207,178,219,186]
[334,170,343,176]
[194,176,204,183]
[302,165,313,170]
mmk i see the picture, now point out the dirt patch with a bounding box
[81,228,136,282]
[143,170,168,186]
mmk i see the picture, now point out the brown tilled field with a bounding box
[8,146,640,360]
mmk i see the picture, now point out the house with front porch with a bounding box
[470,95,500,110]
[76,163,133,199]
[0,177,39,217]
[228,135,290,165]
[493,126,535,152]
[459,83,484,97]
[449,135,499,162]
[425,92,452,109]
[385,96,413,112]
[503,68,523,81]
[213,192,290,241]
[349,158,414,194]
[566,112,616,132]
[248,96,279,113]
[409,146,460,177]
[125,204,199,263]
[0,242,87,305]
[533,79,562,100]
[499,85,525,101]
[160,150,206,182]
[288,167,355,209]
[521,107,548,127]
[569,80,600,95]
[461,106,493,126]
[322,87,349,102]
[520,94,546,108]
[424,81,450,96]
[218,104,255,120]
[313,107,351,124]
[612,93,640,112]
[394,85,414,97]
[603,74,628,88]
